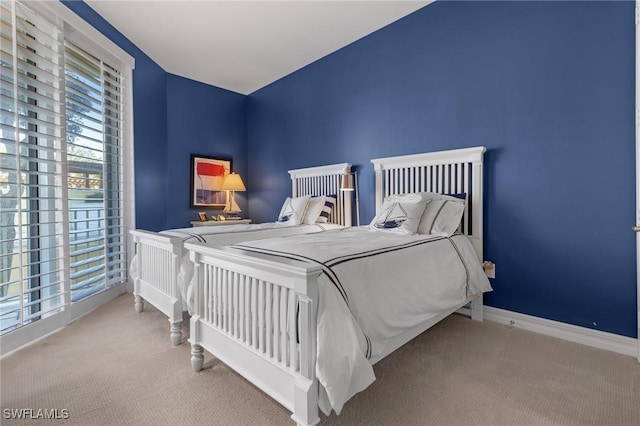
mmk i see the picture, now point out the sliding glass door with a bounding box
[0,0,133,343]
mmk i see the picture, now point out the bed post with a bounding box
[470,295,484,321]
[168,248,183,346]
[373,162,384,215]
[291,276,320,426]
[189,249,204,371]
[132,235,144,313]
[292,378,319,426]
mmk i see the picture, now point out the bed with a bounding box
[184,146,491,425]
[129,162,352,345]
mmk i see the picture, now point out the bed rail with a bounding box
[186,242,323,426]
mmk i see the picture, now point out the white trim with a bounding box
[124,61,136,293]
[635,0,640,363]
[288,163,351,179]
[370,146,486,171]
[22,0,135,69]
[484,306,638,358]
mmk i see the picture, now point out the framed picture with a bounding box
[190,154,232,208]
[197,212,208,222]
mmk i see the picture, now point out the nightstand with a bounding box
[190,219,252,227]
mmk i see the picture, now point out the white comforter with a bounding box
[230,227,492,415]
[131,223,343,311]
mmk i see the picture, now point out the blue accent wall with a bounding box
[166,75,247,228]
[247,1,637,337]
[61,2,247,231]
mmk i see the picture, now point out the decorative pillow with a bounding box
[302,196,326,224]
[417,193,466,236]
[276,195,311,226]
[369,199,429,235]
[316,194,336,223]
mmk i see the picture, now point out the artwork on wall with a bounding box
[190,154,231,208]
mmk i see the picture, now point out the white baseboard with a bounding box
[483,306,638,359]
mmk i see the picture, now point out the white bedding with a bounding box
[130,223,343,312]
[229,227,492,415]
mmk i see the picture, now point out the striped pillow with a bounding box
[302,196,326,224]
[316,194,336,223]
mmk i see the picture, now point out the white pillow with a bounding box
[417,193,466,236]
[302,196,326,224]
[276,195,311,226]
[385,193,431,203]
[369,199,429,235]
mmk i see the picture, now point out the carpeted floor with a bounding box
[1,293,639,426]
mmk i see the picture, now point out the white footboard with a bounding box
[185,242,323,426]
[130,229,184,345]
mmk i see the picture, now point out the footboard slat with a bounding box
[258,279,265,353]
[186,243,322,426]
[288,289,297,371]
[273,285,281,363]
[233,272,239,338]
[266,282,273,357]
[251,278,258,349]
[281,289,288,367]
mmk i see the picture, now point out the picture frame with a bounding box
[197,212,208,222]
[190,154,232,208]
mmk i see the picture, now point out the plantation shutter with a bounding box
[64,41,126,302]
[0,1,67,332]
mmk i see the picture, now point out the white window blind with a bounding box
[0,0,133,338]
[1,1,66,333]
[65,41,126,302]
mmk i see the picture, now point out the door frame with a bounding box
[635,0,640,362]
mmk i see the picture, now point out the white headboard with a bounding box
[288,163,352,227]
[370,147,486,259]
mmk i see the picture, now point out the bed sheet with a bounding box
[230,227,492,415]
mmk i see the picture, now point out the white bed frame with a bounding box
[185,146,486,425]
[130,163,352,345]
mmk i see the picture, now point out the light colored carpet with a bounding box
[1,294,638,426]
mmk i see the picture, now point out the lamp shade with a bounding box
[340,173,355,191]
[221,173,246,191]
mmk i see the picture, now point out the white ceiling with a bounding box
[85,0,432,95]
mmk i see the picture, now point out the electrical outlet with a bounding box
[483,261,495,279]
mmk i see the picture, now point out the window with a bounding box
[0,0,134,350]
